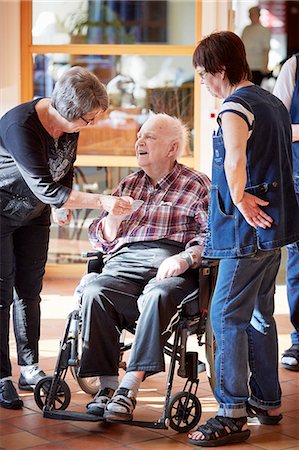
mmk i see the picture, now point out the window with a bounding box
[21,0,202,266]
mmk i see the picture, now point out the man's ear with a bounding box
[168,141,179,157]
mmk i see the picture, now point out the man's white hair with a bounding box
[148,112,189,157]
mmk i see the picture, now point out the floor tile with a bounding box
[0,430,48,450]
[0,275,298,449]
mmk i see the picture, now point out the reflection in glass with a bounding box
[32,54,194,156]
[48,166,137,264]
[32,0,195,45]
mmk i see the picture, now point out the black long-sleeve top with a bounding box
[0,99,78,220]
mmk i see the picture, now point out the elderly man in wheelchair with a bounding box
[76,113,211,422]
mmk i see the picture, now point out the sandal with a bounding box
[281,344,299,371]
[104,387,136,422]
[188,416,250,447]
[86,387,115,417]
[246,403,282,425]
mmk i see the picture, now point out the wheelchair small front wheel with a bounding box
[167,391,201,433]
[34,376,71,411]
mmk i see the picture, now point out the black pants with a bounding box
[0,211,50,378]
[78,241,199,378]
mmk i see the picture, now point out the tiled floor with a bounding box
[1,274,299,450]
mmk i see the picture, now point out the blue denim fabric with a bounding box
[287,54,299,346]
[203,86,299,259]
[211,249,281,418]
[287,243,299,345]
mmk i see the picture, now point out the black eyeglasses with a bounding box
[197,69,207,80]
[80,115,96,125]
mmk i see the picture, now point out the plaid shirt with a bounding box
[89,162,210,254]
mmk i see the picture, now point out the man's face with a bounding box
[135,117,173,169]
[249,9,260,24]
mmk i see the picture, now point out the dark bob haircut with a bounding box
[193,31,251,85]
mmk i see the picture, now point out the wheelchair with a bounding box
[34,252,218,433]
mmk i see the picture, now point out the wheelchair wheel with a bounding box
[167,391,201,433]
[70,365,99,395]
[205,310,216,392]
[34,376,71,411]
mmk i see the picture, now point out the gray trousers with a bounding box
[78,240,199,378]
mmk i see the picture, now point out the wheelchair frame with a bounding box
[34,253,218,433]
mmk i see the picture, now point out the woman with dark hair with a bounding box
[0,66,132,410]
[188,31,299,447]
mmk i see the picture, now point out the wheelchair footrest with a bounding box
[105,419,167,429]
[43,409,104,422]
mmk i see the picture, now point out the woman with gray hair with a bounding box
[0,66,132,410]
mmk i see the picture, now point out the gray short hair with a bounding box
[148,112,189,157]
[51,66,109,121]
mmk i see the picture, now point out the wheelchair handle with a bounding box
[81,251,102,259]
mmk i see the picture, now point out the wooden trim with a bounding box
[195,0,202,43]
[45,263,85,279]
[20,0,33,102]
[29,44,194,56]
[75,155,194,168]
[193,0,202,170]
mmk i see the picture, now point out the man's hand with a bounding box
[100,195,134,215]
[52,208,72,226]
[156,254,190,280]
[102,196,138,242]
[235,192,273,229]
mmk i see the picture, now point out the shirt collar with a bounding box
[148,161,181,190]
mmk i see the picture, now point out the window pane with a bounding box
[33,53,195,157]
[33,52,195,264]
[32,0,195,45]
[48,166,137,264]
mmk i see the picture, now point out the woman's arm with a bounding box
[222,112,248,204]
[63,190,133,215]
[222,112,272,229]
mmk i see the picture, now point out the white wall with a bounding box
[197,0,232,177]
[0,0,20,117]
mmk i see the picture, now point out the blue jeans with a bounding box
[211,249,282,418]
[286,242,299,345]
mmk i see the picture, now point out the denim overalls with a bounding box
[287,54,299,346]
[203,86,299,418]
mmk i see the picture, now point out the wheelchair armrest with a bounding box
[201,258,219,268]
[81,251,105,274]
[198,259,219,311]
[81,251,102,258]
